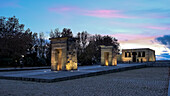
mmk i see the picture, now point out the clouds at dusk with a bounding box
[84,10,134,18]
[49,7,134,18]
[1,0,170,60]
[48,5,170,58]
[156,35,170,48]
[111,34,160,42]
[112,33,170,56]
[145,26,170,30]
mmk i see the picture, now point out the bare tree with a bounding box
[39,32,45,58]
[54,28,61,37]
[50,28,61,38]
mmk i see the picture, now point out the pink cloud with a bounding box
[84,10,134,18]
[110,34,164,53]
[48,7,134,18]
[49,7,77,12]
[109,33,161,43]
[145,26,170,30]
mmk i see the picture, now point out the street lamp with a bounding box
[21,55,24,58]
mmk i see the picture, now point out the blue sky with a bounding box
[1,0,170,60]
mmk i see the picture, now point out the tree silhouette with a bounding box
[76,33,119,65]
[0,16,32,61]
[61,28,73,37]
[50,28,61,38]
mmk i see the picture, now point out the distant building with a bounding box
[121,48,156,63]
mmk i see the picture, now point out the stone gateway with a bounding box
[50,37,77,71]
[100,45,117,66]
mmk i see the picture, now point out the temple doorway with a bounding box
[104,52,109,66]
[55,49,62,70]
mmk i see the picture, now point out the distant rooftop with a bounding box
[122,48,155,51]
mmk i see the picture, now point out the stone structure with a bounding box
[122,48,156,63]
[100,45,117,66]
[50,37,77,71]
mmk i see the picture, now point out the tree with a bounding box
[54,28,61,38]
[61,28,73,37]
[50,28,73,38]
[78,34,120,65]
[38,32,46,58]
[0,16,32,61]
[50,28,61,38]
[76,31,89,65]
[50,30,55,38]
[76,31,88,50]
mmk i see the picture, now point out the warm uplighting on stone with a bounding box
[112,56,117,66]
[50,37,78,71]
[105,59,109,66]
[66,60,77,70]
[100,45,117,66]
[120,48,156,63]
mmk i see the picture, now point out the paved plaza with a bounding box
[0,64,145,82]
[0,67,168,96]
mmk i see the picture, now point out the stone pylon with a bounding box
[100,45,117,66]
[50,37,77,71]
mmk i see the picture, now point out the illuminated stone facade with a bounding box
[100,45,117,66]
[122,48,156,63]
[50,37,77,71]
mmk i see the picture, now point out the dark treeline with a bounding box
[0,16,50,67]
[0,16,119,67]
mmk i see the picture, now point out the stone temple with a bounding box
[50,37,77,71]
[120,48,156,63]
[50,37,155,71]
[100,45,117,66]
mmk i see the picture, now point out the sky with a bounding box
[0,0,170,60]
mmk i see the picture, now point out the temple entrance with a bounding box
[50,37,78,71]
[55,49,62,70]
[104,52,109,66]
[100,45,117,66]
[132,52,137,62]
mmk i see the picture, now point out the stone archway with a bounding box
[100,45,117,66]
[104,52,109,66]
[50,37,77,71]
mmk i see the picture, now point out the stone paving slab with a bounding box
[0,63,146,83]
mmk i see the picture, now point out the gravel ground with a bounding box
[0,67,169,96]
